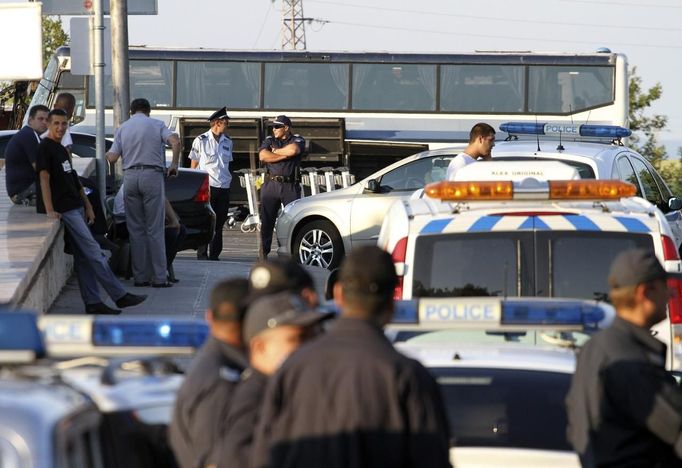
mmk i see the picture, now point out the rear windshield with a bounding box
[433,367,571,451]
[493,156,596,179]
[412,233,524,298]
[546,232,654,301]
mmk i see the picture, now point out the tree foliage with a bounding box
[0,16,68,129]
[628,67,668,167]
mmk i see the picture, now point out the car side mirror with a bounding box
[365,179,380,193]
[669,197,682,211]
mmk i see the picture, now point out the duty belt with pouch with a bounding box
[265,174,299,183]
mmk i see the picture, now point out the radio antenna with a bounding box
[535,115,541,152]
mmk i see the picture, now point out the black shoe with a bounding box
[168,277,180,283]
[86,302,122,315]
[208,257,220,261]
[197,255,208,261]
[134,281,150,287]
[152,281,173,288]
[116,293,147,308]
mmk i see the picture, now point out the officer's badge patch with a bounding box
[250,266,271,289]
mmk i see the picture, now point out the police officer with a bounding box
[212,292,332,468]
[566,248,682,467]
[169,278,250,468]
[106,98,181,288]
[189,107,233,261]
[258,115,305,259]
[251,245,451,468]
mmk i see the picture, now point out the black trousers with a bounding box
[260,180,301,256]
[198,186,230,260]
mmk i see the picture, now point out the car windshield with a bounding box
[494,156,595,179]
[432,367,571,451]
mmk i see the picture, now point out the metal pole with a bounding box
[111,0,129,187]
[93,0,107,203]
[111,0,129,129]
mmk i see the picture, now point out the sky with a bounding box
[3,0,682,155]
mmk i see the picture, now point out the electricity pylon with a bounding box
[280,0,307,50]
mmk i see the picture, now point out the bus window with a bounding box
[88,60,173,108]
[440,65,524,113]
[528,66,614,114]
[177,61,260,109]
[352,64,435,111]
[264,63,348,110]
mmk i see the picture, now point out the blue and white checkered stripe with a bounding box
[420,214,655,234]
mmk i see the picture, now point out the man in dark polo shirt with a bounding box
[37,109,146,315]
[566,248,682,467]
[5,104,49,206]
[257,115,305,259]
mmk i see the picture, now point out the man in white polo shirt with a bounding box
[446,122,496,180]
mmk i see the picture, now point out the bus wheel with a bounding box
[294,220,344,270]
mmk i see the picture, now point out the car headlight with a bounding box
[282,199,299,214]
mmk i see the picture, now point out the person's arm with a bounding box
[106,129,122,163]
[80,186,95,225]
[166,133,181,177]
[164,199,180,228]
[39,170,60,219]
[259,142,302,163]
[188,136,201,169]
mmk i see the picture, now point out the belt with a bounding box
[265,174,297,183]
[126,164,164,171]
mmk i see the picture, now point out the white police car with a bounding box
[389,297,613,467]
[379,160,682,367]
[493,122,682,251]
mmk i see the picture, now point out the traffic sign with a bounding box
[40,0,157,15]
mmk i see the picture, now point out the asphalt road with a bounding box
[47,226,329,316]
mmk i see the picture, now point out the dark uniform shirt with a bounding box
[213,368,268,468]
[169,336,247,468]
[35,138,83,213]
[566,316,682,467]
[5,125,40,197]
[251,317,452,468]
[258,134,305,177]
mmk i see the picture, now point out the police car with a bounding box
[379,159,682,367]
[0,312,209,468]
[390,297,613,467]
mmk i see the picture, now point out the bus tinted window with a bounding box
[177,61,259,109]
[352,64,436,111]
[264,63,348,110]
[88,60,172,108]
[528,66,614,114]
[440,65,524,113]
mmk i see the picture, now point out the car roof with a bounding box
[396,340,576,373]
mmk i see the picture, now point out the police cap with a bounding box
[608,248,682,288]
[208,106,229,122]
[272,115,291,128]
[243,292,333,343]
[246,259,314,304]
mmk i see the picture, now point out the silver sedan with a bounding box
[275,149,458,269]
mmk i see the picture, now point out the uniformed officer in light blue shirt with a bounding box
[189,107,233,261]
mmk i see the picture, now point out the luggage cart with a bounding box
[235,168,263,233]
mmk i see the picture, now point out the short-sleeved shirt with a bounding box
[188,130,233,188]
[109,113,174,169]
[258,133,305,177]
[446,152,476,180]
[5,125,41,197]
[35,138,83,213]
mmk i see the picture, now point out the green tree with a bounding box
[0,16,68,129]
[628,67,668,167]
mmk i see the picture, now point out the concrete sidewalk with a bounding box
[47,229,330,316]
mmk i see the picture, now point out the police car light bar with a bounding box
[0,311,45,363]
[390,298,611,331]
[425,180,636,201]
[39,316,209,357]
[500,122,632,139]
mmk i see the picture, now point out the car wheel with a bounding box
[293,220,344,270]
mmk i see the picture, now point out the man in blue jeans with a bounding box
[37,109,147,315]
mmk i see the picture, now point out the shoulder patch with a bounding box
[198,134,208,140]
[219,366,242,382]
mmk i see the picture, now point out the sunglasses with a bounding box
[272,124,285,129]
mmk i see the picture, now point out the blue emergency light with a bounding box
[391,298,607,330]
[500,122,631,139]
[0,311,45,361]
[92,318,209,348]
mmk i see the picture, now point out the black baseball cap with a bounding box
[608,248,682,288]
[243,292,334,343]
[272,115,291,127]
[208,106,229,122]
[246,259,314,304]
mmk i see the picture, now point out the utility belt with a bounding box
[264,174,299,184]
